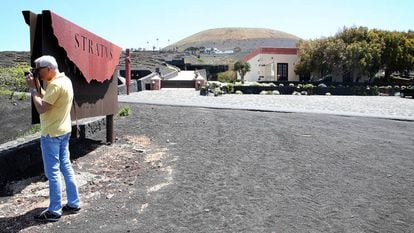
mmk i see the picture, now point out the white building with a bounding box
[204,47,222,54]
[167,70,206,81]
[243,48,299,82]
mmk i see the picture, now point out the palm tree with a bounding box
[233,61,251,84]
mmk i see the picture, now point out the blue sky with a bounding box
[1,0,413,51]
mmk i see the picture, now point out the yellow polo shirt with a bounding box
[40,72,73,137]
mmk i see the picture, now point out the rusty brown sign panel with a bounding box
[50,12,122,83]
[22,10,122,122]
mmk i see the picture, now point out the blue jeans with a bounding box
[41,133,80,215]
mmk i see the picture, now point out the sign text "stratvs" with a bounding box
[75,33,113,59]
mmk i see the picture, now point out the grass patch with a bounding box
[118,105,131,117]
[12,124,41,141]
[30,124,41,134]
[18,92,28,101]
[0,88,13,97]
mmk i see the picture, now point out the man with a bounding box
[26,55,80,222]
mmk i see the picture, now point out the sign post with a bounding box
[125,49,131,95]
[23,10,122,144]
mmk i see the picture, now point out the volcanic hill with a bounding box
[165,27,300,53]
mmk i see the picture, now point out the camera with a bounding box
[24,68,39,78]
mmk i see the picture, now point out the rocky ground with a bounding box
[0,51,30,68]
[0,103,413,233]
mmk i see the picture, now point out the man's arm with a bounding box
[30,88,50,114]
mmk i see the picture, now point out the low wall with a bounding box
[0,117,105,196]
[161,80,196,88]
[0,135,42,195]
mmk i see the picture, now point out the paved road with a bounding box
[4,102,412,233]
[119,89,414,121]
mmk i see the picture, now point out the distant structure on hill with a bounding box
[164,27,300,53]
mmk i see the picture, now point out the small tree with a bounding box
[218,70,236,83]
[233,61,251,84]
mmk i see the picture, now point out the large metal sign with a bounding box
[23,10,122,143]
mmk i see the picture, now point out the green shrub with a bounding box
[303,84,314,90]
[217,71,236,83]
[0,63,31,92]
[0,88,13,97]
[118,106,131,117]
[214,87,223,96]
[209,81,221,89]
[30,124,41,134]
[351,86,380,95]
[14,123,41,140]
[366,86,379,95]
[221,83,234,94]
[303,84,314,94]
[18,92,28,100]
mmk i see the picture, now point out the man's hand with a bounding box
[26,71,49,113]
[25,72,36,89]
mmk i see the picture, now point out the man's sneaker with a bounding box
[34,210,61,222]
[62,204,81,214]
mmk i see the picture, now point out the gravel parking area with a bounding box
[119,89,414,121]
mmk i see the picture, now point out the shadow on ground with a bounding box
[0,208,48,233]
[0,138,105,197]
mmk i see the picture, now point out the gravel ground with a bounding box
[1,103,413,233]
[119,89,414,120]
[0,94,32,144]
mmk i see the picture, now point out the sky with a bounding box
[0,0,413,51]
